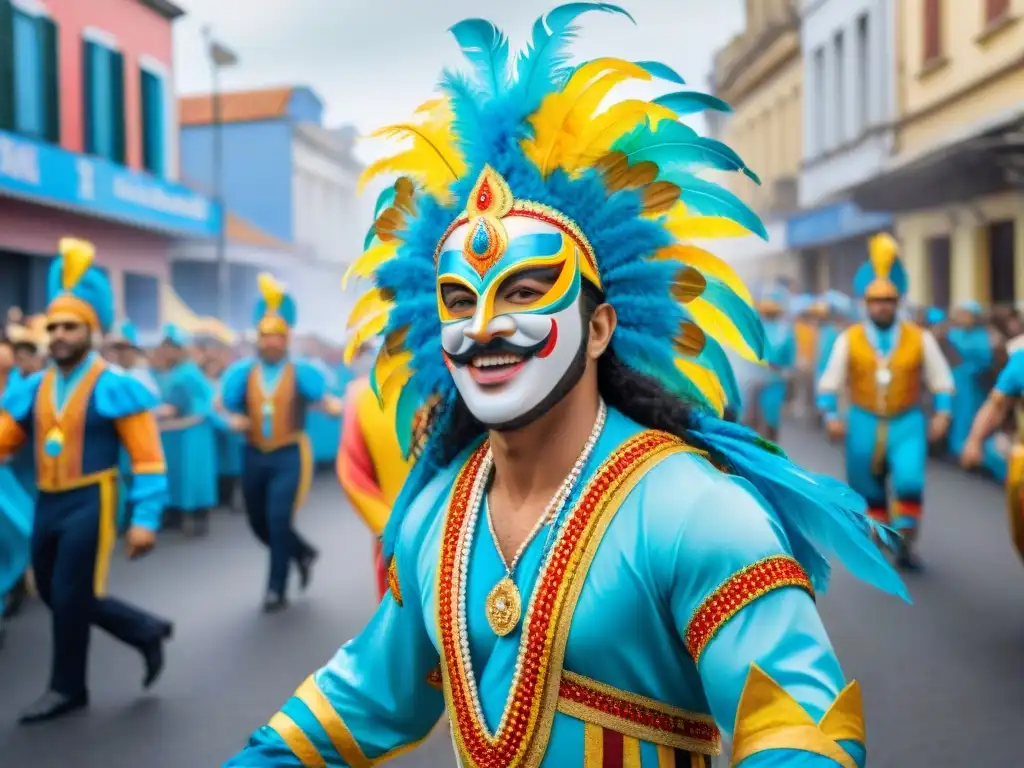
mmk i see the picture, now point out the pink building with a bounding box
[0,0,219,331]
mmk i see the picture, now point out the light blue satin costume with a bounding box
[305,358,343,465]
[227,409,871,768]
[758,319,795,431]
[211,374,245,481]
[0,372,32,599]
[220,358,331,431]
[154,325,218,515]
[815,292,853,385]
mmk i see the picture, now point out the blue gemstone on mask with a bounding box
[471,220,490,254]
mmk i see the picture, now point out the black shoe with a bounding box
[895,541,923,573]
[141,623,174,689]
[263,592,288,613]
[297,550,318,592]
[18,690,89,724]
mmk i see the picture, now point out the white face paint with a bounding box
[437,216,588,428]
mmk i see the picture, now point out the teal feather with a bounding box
[393,381,422,459]
[616,343,715,412]
[611,118,696,156]
[653,90,732,116]
[616,120,754,179]
[634,60,685,84]
[691,332,742,408]
[699,276,768,359]
[661,170,768,240]
[373,186,397,217]
[362,225,377,251]
[449,18,510,96]
[513,3,633,108]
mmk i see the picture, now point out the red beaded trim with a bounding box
[387,558,403,607]
[685,556,813,662]
[557,672,721,755]
[439,431,679,767]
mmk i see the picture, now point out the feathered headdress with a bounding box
[253,272,297,335]
[854,232,907,300]
[345,3,768,458]
[342,4,908,602]
[46,237,115,332]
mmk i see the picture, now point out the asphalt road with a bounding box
[0,428,1021,767]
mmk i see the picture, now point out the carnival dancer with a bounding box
[0,238,173,724]
[226,8,907,766]
[946,302,997,462]
[336,373,415,600]
[218,274,342,612]
[816,292,853,384]
[107,320,160,396]
[152,324,218,536]
[747,285,794,442]
[817,233,954,571]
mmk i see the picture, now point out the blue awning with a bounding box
[784,200,892,250]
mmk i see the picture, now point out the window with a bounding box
[812,47,826,156]
[986,0,1010,23]
[923,0,943,62]
[140,66,166,176]
[0,3,59,141]
[123,272,160,331]
[83,34,125,163]
[833,31,845,147]
[855,14,870,132]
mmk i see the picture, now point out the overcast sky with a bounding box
[172,0,746,162]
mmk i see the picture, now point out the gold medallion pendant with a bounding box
[485,577,522,637]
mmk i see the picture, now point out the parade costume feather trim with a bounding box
[347,2,906,601]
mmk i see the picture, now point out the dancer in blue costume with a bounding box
[0,238,173,724]
[218,274,342,612]
[816,291,853,383]
[748,286,794,442]
[226,7,906,766]
[205,352,245,510]
[0,336,32,635]
[152,324,218,536]
[817,233,954,572]
[107,320,160,396]
[946,301,1001,474]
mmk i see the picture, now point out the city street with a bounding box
[0,425,1021,767]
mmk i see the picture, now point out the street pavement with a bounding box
[0,427,1021,767]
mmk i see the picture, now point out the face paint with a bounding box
[437,215,589,429]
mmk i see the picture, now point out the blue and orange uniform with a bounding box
[220,274,339,609]
[0,238,173,721]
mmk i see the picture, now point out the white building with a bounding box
[788,0,896,294]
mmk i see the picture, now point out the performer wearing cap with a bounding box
[817,233,954,571]
[0,238,173,724]
[227,7,906,766]
[106,319,159,397]
[336,373,415,600]
[219,274,343,612]
[748,286,794,442]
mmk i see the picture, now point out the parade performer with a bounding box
[218,274,342,612]
[336,374,415,600]
[747,285,794,441]
[817,233,954,571]
[946,302,996,459]
[0,336,32,632]
[107,319,160,397]
[961,346,1024,562]
[816,292,853,384]
[0,238,173,724]
[226,7,907,766]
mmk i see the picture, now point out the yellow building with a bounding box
[853,0,1024,308]
[708,0,803,285]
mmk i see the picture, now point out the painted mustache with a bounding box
[445,334,550,367]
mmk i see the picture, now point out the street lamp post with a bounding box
[201,26,238,326]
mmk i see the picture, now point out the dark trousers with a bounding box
[241,441,316,595]
[33,482,169,697]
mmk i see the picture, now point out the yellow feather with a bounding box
[347,288,393,330]
[674,357,726,415]
[377,357,413,408]
[358,104,466,199]
[563,100,676,174]
[687,299,761,362]
[58,237,96,291]
[372,348,413,405]
[343,310,389,364]
[342,242,399,289]
[523,58,654,177]
[653,244,754,306]
[257,272,286,312]
[868,232,898,280]
[667,214,755,240]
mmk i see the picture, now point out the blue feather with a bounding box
[393,379,422,459]
[449,18,511,96]
[616,120,752,178]
[362,225,377,251]
[513,3,634,110]
[653,90,732,116]
[661,171,768,240]
[634,60,685,84]
[700,276,768,359]
[690,331,742,408]
[612,326,715,412]
[686,414,909,601]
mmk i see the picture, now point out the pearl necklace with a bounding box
[454,401,607,738]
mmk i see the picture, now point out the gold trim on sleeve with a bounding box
[268,711,327,768]
[294,676,372,768]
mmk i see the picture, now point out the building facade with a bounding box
[786,0,897,296]
[175,86,362,336]
[710,0,803,286]
[0,0,218,329]
[853,0,1024,308]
